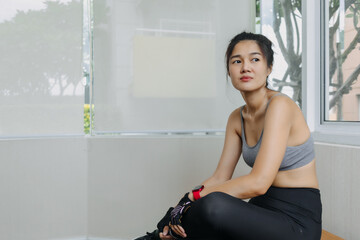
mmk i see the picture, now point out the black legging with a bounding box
[180,187,322,240]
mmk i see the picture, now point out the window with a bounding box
[255,0,360,146]
[324,0,360,122]
[310,0,360,146]
[91,0,256,134]
[358,95,360,120]
[0,0,84,137]
[256,0,303,107]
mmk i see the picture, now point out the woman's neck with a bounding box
[241,88,273,116]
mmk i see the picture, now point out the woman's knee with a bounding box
[197,192,231,223]
[201,192,228,207]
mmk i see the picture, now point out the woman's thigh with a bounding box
[181,192,298,240]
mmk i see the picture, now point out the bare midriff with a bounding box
[271,159,319,189]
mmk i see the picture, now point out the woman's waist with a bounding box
[271,178,319,189]
[272,160,319,189]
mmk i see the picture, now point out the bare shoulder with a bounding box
[229,107,242,120]
[266,94,310,144]
[226,107,243,136]
[266,94,300,119]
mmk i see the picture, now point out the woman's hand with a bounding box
[169,223,187,238]
[159,225,175,239]
[169,193,193,239]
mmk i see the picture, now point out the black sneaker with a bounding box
[133,230,160,240]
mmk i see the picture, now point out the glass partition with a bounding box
[0,0,84,136]
[92,0,255,134]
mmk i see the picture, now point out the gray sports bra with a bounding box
[240,93,315,171]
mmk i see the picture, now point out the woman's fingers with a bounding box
[159,232,174,239]
[162,225,170,236]
[159,226,174,239]
[169,223,187,238]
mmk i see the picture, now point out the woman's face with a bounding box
[228,40,272,92]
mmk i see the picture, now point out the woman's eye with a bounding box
[252,58,260,62]
[233,60,241,64]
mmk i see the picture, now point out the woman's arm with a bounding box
[169,109,244,237]
[201,108,243,189]
[196,96,294,200]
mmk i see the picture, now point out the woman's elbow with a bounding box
[253,185,268,196]
[250,178,271,196]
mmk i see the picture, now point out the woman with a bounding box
[135,32,322,240]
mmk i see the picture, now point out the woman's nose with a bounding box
[241,60,250,72]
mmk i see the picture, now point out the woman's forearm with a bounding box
[200,174,269,200]
[187,175,230,201]
[202,174,228,189]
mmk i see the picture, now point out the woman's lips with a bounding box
[240,76,252,82]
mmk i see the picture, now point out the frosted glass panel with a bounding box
[93,0,254,133]
[0,0,84,136]
[133,36,216,98]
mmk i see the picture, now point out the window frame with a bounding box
[303,0,360,146]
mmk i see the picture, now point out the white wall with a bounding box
[1,137,359,240]
[315,143,360,240]
[0,138,88,240]
[87,136,250,239]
